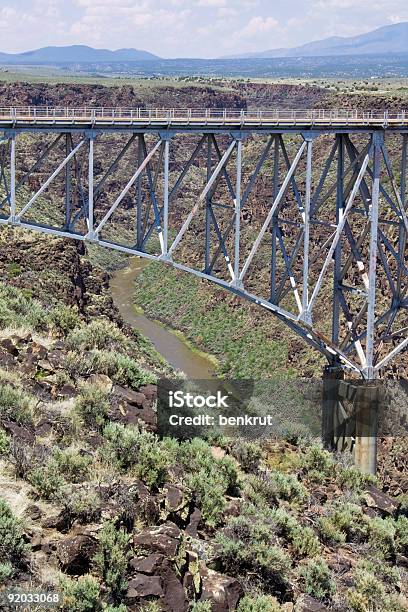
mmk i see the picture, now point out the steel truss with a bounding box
[0,123,407,379]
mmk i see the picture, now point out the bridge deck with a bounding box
[0,107,407,131]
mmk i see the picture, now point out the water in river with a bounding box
[110,257,216,379]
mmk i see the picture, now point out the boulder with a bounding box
[134,523,181,558]
[140,384,157,401]
[26,342,48,360]
[10,332,32,345]
[87,373,113,393]
[199,566,243,612]
[130,554,164,574]
[57,535,98,575]
[0,338,19,356]
[35,419,54,437]
[123,404,157,431]
[186,508,202,537]
[364,484,400,516]
[295,595,328,612]
[24,505,42,521]
[160,562,188,612]
[113,384,146,407]
[19,361,37,378]
[0,351,16,367]
[223,498,241,519]
[2,420,35,444]
[164,485,189,514]
[46,348,66,369]
[126,574,163,599]
[57,384,77,398]
[42,510,71,532]
[211,446,226,460]
[37,359,55,373]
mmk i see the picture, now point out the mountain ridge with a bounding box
[222,22,408,59]
[0,44,160,63]
[0,22,407,65]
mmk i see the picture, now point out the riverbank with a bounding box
[110,257,218,379]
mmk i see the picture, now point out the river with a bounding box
[110,257,216,379]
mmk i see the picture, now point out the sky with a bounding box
[0,0,407,58]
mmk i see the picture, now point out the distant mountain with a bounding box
[0,45,160,64]
[223,22,408,59]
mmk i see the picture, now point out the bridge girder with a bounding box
[0,120,407,379]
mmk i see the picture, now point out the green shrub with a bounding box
[217,513,291,586]
[52,448,92,483]
[0,283,47,330]
[28,446,91,499]
[50,304,81,336]
[347,568,405,612]
[270,507,320,557]
[337,466,375,491]
[291,525,321,557]
[246,471,307,508]
[100,423,141,471]
[190,603,213,612]
[0,561,13,584]
[64,489,101,523]
[188,469,230,529]
[0,384,32,424]
[102,423,178,488]
[136,434,177,489]
[66,350,155,389]
[28,463,65,499]
[271,472,307,504]
[0,499,28,566]
[319,503,368,545]
[61,574,101,612]
[104,351,155,389]
[94,519,132,597]
[0,428,10,456]
[300,444,334,482]
[75,384,110,429]
[7,262,22,278]
[368,517,396,559]
[298,559,335,599]
[237,595,282,611]
[67,319,126,351]
[138,603,161,612]
[358,559,401,587]
[231,440,263,472]
[394,516,408,555]
[180,440,238,527]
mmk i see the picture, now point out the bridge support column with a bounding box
[322,365,344,450]
[354,383,379,475]
[322,372,379,475]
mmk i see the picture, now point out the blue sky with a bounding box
[1,0,407,57]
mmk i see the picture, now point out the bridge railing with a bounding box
[0,107,406,125]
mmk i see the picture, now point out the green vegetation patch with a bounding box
[135,263,290,378]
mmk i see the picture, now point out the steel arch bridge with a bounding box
[0,107,407,380]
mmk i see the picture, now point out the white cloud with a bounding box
[238,15,279,38]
